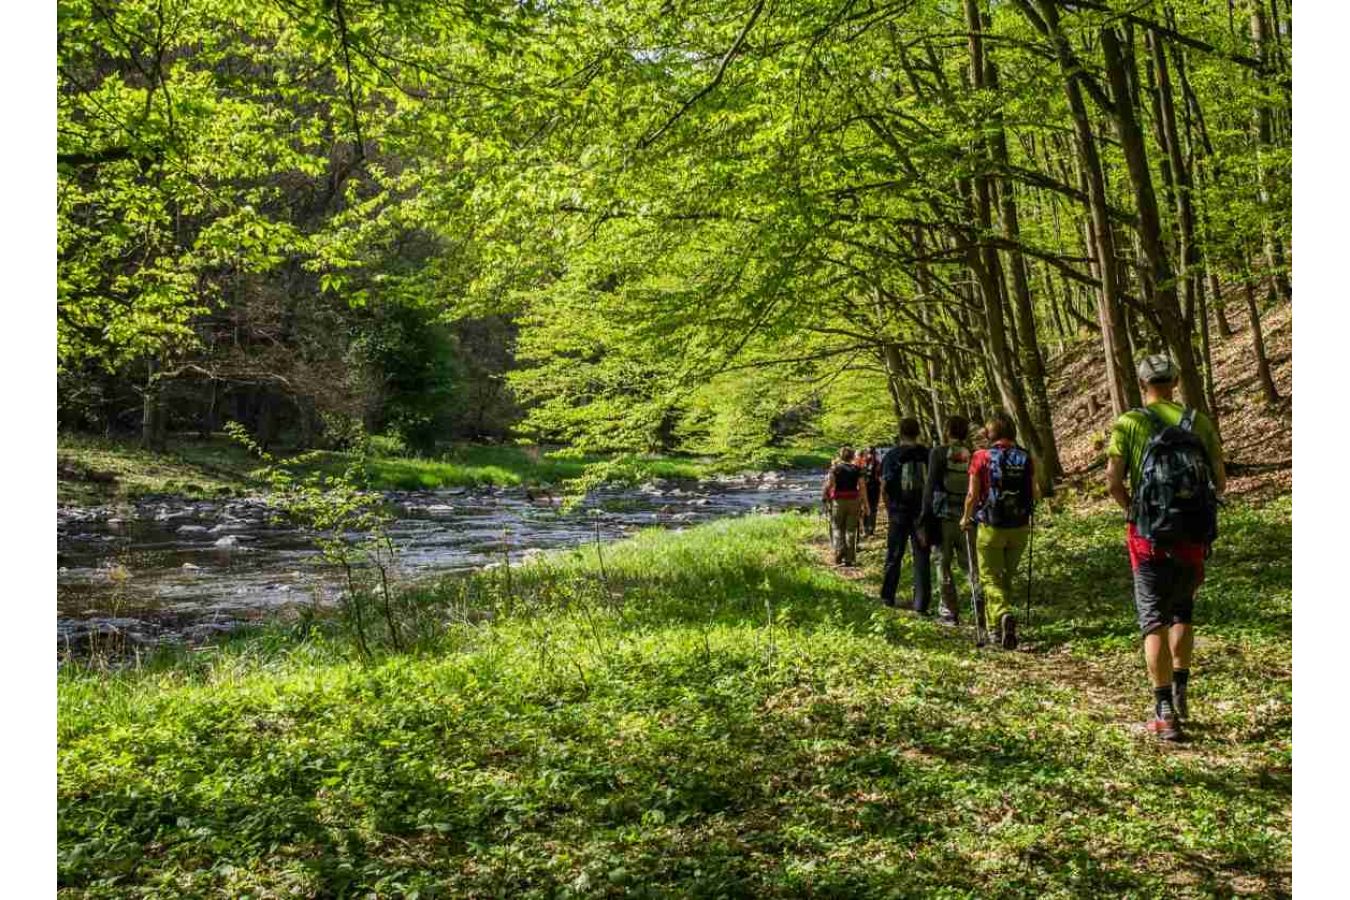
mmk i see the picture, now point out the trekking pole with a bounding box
[964,525,984,647]
[1024,506,1034,637]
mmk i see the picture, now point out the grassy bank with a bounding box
[58,495,1291,897]
[57,435,831,504]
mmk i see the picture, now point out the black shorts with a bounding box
[1131,555,1202,635]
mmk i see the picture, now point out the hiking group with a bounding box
[820,354,1225,742]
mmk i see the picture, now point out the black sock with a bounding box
[1173,669,1190,688]
[1154,685,1174,717]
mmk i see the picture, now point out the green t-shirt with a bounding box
[1107,401,1223,491]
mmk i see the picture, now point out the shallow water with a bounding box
[56,470,822,649]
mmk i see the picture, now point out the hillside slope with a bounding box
[1047,294,1292,499]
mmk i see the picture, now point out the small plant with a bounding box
[226,422,408,657]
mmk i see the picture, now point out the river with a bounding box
[56,469,823,652]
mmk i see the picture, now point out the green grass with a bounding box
[57,435,833,501]
[58,497,1290,898]
[57,435,259,504]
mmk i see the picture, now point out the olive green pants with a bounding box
[934,518,981,621]
[976,524,1029,630]
[831,497,862,565]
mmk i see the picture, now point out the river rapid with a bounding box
[57,469,822,652]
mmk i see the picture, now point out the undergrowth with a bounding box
[58,498,1291,898]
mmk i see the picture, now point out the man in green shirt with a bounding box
[1107,354,1226,742]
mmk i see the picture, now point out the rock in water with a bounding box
[214,535,240,549]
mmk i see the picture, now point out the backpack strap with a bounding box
[1179,408,1197,433]
[1133,406,1168,435]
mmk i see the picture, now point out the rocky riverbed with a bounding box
[57,469,822,652]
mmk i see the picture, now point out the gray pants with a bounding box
[832,497,862,565]
[933,518,981,621]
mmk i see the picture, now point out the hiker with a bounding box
[1106,354,1225,742]
[960,411,1038,649]
[879,418,932,612]
[922,415,981,628]
[861,445,883,537]
[823,446,869,566]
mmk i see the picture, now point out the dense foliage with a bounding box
[58,0,1291,464]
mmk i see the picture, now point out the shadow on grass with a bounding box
[59,508,1291,897]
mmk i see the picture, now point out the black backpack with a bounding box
[884,450,927,511]
[978,445,1033,528]
[1131,408,1219,545]
[831,462,862,494]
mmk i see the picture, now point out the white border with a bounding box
[4,1,56,894]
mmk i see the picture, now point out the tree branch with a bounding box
[637,0,768,150]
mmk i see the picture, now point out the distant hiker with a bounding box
[922,415,980,628]
[960,411,1038,649]
[861,446,883,537]
[879,418,932,612]
[823,446,869,566]
[1107,354,1225,743]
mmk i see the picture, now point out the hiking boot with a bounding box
[1173,681,1189,721]
[1147,703,1183,742]
[999,613,1018,650]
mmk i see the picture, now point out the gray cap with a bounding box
[1137,353,1178,384]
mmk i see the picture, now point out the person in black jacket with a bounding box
[879,418,932,611]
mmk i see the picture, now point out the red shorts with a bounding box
[1126,523,1207,572]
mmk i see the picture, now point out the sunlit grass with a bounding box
[59,498,1290,897]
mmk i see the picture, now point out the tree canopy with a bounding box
[58,0,1292,471]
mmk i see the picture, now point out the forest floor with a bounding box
[1047,295,1292,503]
[59,497,1291,898]
[55,436,831,505]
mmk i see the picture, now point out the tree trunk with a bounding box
[1209,270,1233,336]
[200,380,218,440]
[1035,0,1137,414]
[986,54,1062,479]
[1101,25,1210,418]
[1249,3,1292,304]
[882,343,909,432]
[964,0,1049,486]
[1148,27,1201,338]
[1243,279,1280,405]
[1195,268,1220,421]
[140,361,166,452]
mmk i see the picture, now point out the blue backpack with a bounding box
[977,445,1032,528]
[1131,408,1219,545]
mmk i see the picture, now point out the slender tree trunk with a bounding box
[1209,270,1233,336]
[1101,25,1210,417]
[141,360,166,452]
[881,343,909,431]
[912,231,947,436]
[1195,267,1220,421]
[1249,3,1292,304]
[964,0,1046,481]
[984,57,1061,478]
[1033,0,1137,413]
[1148,27,1201,338]
[1243,278,1280,405]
